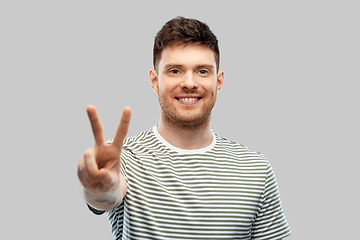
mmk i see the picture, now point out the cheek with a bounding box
[158,81,178,96]
[205,82,218,94]
[158,85,168,96]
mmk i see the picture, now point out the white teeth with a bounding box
[178,98,199,102]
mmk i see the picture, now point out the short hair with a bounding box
[153,16,220,72]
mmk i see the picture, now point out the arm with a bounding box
[251,162,291,239]
[77,105,131,211]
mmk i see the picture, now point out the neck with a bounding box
[157,114,213,150]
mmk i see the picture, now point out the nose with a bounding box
[180,73,198,90]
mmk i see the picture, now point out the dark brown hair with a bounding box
[153,16,220,72]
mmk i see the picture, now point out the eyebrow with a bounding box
[163,64,183,70]
[163,64,215,71]
[196,65,215,71]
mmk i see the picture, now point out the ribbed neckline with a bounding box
[152,125,216,154]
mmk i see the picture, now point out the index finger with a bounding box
[87,105,105,145]
[112,107,132,148]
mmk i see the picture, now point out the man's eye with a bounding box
[198,70,209,75]
[170,69,180,74]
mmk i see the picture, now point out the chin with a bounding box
[159,99,214,129]
[171,112,212,129]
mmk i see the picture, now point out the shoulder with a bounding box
[107,127,157,148]
[121,127,169,157]
[123,128,156,146]
[214,133,268,162]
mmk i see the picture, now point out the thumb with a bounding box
[98,168,116,186]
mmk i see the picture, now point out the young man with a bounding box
[78,17,291,240]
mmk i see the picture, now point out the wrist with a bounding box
[80,183,121,211]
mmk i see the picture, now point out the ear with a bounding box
[149,69,159,94]
[216,71,224,93]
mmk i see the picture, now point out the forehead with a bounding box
[159,44,216,69]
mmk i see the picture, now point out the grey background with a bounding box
[1,0,358,239]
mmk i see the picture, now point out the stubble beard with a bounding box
[158,94,216,131]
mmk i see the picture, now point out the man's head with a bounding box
[153,16,220,72]
[150,17,224,130]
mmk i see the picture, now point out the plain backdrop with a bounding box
[1,1,359,239]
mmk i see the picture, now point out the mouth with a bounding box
[175,97,202,103]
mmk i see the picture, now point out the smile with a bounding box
[176,97,201,102]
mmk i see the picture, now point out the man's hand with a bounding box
[77,105,131,201]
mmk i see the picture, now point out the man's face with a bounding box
[150,44,224,128]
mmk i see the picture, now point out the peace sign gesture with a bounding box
[77,105,131,209]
